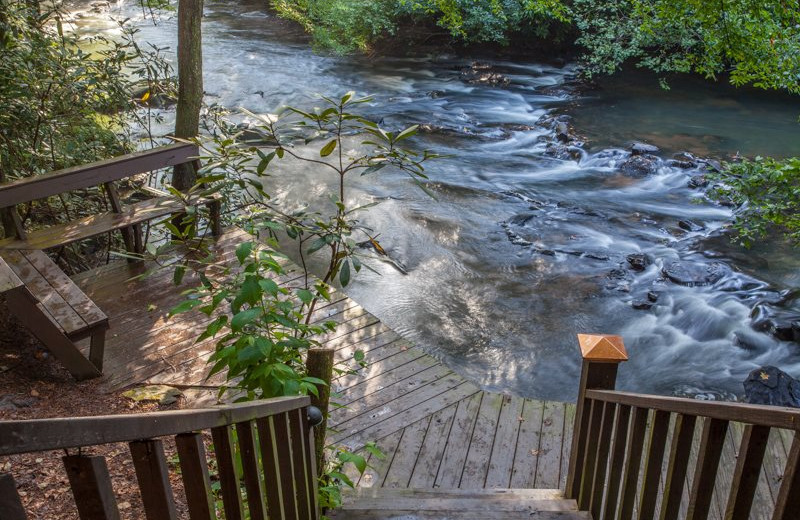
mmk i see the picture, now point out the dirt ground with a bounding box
[0,301,201,519]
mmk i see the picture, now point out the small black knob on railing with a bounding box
[307,406,323,427]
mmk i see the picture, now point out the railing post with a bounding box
[307,347,335,478]
[565,333,628,499]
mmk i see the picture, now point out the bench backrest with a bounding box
[0,143,198,209]
[0,255,23,294]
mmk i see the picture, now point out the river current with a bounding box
[72,0,800,402]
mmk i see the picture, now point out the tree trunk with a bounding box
[172,0,204,192]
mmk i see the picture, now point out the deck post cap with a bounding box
[577,334,628,362]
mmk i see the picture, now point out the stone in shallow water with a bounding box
[743,366,800,408]
[619,154,660,177]
[626,253,652,271]
[662,261,728,286]
[630,142,659,155]
[678,220,705,232]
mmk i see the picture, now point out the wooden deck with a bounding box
[69,227,577,494]
[65,227,793,518]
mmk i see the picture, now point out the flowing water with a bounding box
[71,0,800,402]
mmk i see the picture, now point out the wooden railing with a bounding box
[0,396,322,520]
[565,334,800,520]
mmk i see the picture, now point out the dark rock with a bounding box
[667,159,696,169]
[0,395,38,411]
[743,365,800,408]
[631,300,653,310]
[555,122,570,143]
[662,261,729,286]
[630,142,659,155]
[687,175,709,189]
[678,220,705,232]
[428,90,445,99]
[460,63,510,86]
[647,291,660,302]
[750,305,800,342]
[703,159,723,173]
[545,143,582,161]
[619,154,660,177]
[626,253,652,272]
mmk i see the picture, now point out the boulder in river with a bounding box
[630,142,659,155]
[662,261,728,286]
[678,220,705,232]
[619,154,660,177]
[687,174,709,189]
[626,253,652,272]
[743,366,800,408]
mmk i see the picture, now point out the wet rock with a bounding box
[733,330,773,351]
[647,291,660,302]
[743,366,800,408]
[545,143,582,161]
[619,154,660,177]
[460,63,510,86]
[662,261,729,286]
[428,90,445,99]
[630,142,659,155]
[702,159,723,173]
[631,300,653,310]
[667,159,696,169]
[626,253,652,272]
[555,122,570,143]
[678,220,705,232]
[687,175,709,189]
[750,304,800,342]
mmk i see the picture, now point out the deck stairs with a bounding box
[329,488,591,519]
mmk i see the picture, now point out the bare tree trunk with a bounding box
[172,0,204,192]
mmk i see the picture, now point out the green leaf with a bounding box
[395,124,419,142]
[320,139,337,157]
[259,278,279,297]
[231,308,263,332]
[168,299,203,317]
[353,349,365,363]
[339,260,351,286]
[173,265,186,286]
[296,289,314,304]
[236,242,253,264]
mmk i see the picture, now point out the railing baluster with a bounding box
[639,409,670,519]
[686,418,728,520]
[566,334,628,499]
[578,399,603,510]
[236,421,267,520]
[0,473,28,520]
[618,406,648,520]
[258,415,286,519]
[129,439,178,520]
[272,411,300,520]
[602,404,631,520]
[590,401,617,519]
[302,407,321,518]
[62,455,120,520]
[289,409,312,520]
[772,429,800,520]
[724,424,770,520]
[659,413,697,520]
[175,433,215,520]
[211,425,244,520]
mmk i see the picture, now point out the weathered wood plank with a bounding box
[0,143,198,207]
[560,403,576,492]
[485,395,525,488]
[358,430,404,488]
[175,433,215,520]
[0,473,27,520]
[660,413,696,520]
[724,424,770,520]
[435,393,483,488]
[686,418,728,520]
[62,455,120,520]
[129,439,178,520]
[211,425,245,520]
[773,430,800,520]
[618,407,647,520]
[601,404,630,520]
[236,421,267,520]
[589,401,615,519]
[383,416,431,488]
[536,400,566,490]
[639,409,670,520]
[408,404,458,488]
[510,399,544,489]
[0,254,23,293]
[461,392,504,488]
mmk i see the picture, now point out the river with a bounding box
[71,0,800,402]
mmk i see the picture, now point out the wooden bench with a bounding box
[0,143,221,379]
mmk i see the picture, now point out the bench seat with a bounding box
[0,194,219,251]
[1,250,108,339]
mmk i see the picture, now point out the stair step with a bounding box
[328,488,592,519]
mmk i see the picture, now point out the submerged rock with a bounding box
[619,154,660,177]
[678,220,705,232]
[743,366,800,408]
[687,174,709,189]
[631,299,653,310]
[630,142,659,155]
[662,261,728,286]
[626,253,652,272]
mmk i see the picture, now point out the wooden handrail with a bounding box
[0,396,308,455]
[0,396,321,519]
[0,143,198,208]
[565,333,800,520]
[585,389,800,430]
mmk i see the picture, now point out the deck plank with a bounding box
[485,395,525,489]
[383,416,431,488]
[408,404,459,488]
[534,401,565,489]
[435,393,484,488]
[510,399,545,489]
[460,392,504,488]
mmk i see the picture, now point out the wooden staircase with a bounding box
[329,488,591,519]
